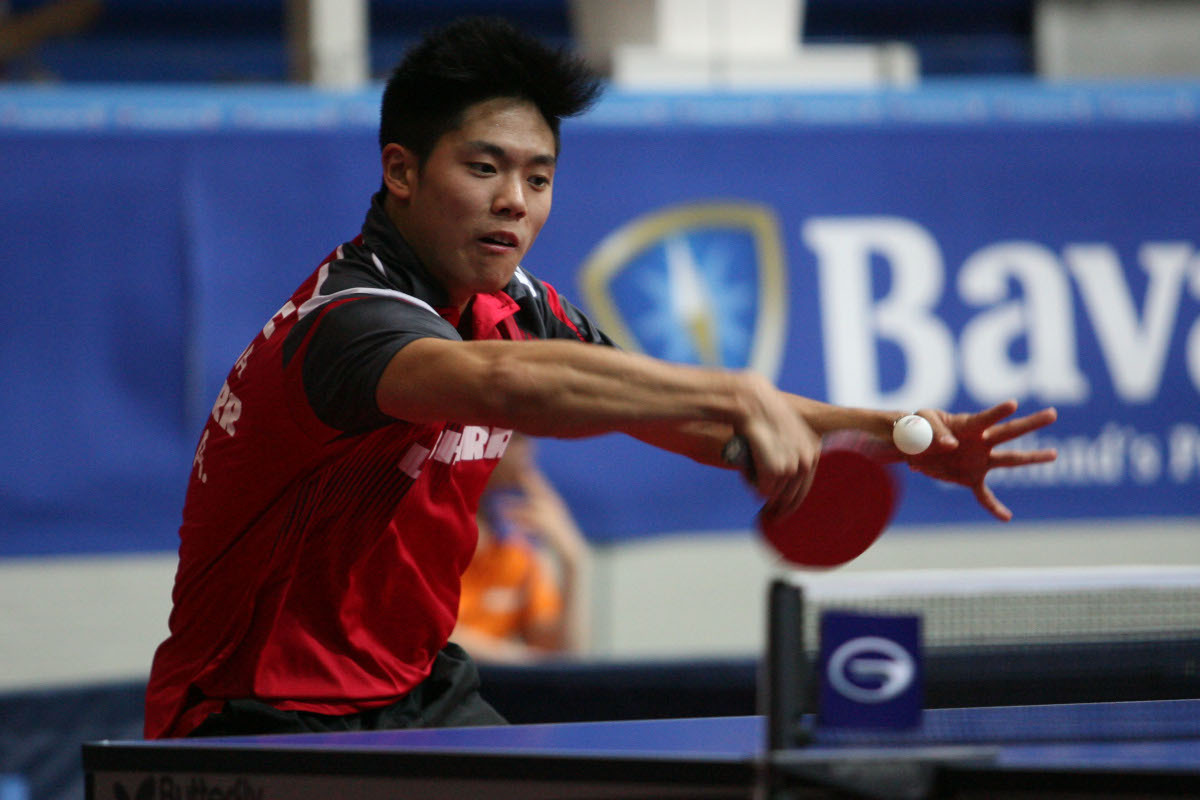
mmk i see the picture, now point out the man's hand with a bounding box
[732,372,823,519]
[905,400,1058,521]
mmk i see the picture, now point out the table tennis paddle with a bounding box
[723,435,899,568]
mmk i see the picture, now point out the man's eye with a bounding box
[529,175,551,189]
[469,162,496,174]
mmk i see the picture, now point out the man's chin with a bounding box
[454,259,521,297]
[486,267,521,293]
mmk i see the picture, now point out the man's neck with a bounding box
[381,192,471,313]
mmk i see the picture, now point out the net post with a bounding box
[766,577,809,750]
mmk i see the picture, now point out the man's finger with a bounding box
[985,407,1058,445]
[962,399,1020,435]
[990,448,1058,468]
[915,409,958,450]
[974,482,1012,522]
[767,453,818,519]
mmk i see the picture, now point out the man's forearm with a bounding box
[788,396,905,441]
[377,337,770,439]
[632,401,906,467]
[378,337,822,512]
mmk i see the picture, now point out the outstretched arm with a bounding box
[377,337,1056,521]
[375,337,821,517]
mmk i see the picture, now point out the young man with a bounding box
[145,17,1057,739]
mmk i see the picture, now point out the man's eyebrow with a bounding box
[465,140,556,167]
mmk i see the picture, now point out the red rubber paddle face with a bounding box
[758,447,898,568]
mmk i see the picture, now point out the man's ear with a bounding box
[381,143,417,202]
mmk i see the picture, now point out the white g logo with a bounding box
[827,636,915,703]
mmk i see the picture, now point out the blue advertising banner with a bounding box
[529,88,1200,538]
[1,83,1198,554]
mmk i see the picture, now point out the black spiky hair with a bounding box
[379,16,603,161]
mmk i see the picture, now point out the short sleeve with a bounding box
[300,295,461,432]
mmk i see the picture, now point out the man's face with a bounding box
[391,97,556,309]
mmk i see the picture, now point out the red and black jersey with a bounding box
[145,192,611,739]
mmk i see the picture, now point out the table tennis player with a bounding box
[144,16,1058,739]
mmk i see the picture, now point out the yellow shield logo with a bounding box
[579,202,788,379]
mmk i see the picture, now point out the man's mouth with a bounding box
[479,232,518,249]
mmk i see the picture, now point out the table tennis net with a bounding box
[791,565,1200,648]
[778,566,1200,711]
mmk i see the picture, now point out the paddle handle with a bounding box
[721,435,757,484]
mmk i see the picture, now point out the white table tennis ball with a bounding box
[893,414,933,455]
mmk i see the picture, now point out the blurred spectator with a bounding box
[0,0,101,80]
[453,434,592,663]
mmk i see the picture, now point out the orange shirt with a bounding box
[457,538,562,641]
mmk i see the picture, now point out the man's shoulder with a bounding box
[296,239,444,318]
[505,266,615,347]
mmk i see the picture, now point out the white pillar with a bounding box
[286,0,369,89]
[570,0,917,90]
[1036,0,1200,79]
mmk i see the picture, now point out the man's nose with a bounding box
[492,175,527,219]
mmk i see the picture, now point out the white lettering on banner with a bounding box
[1066,243,1193,403]
[986,421,1200,488]
[1169,424,1200,483]
[803,216,1200,409]
[958,242,1088,404]
[803,217,956,411]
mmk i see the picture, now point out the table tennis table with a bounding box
[86,576,1200,798]
[83,697,1200,799]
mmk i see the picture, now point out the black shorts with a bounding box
[188,643,507,737]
